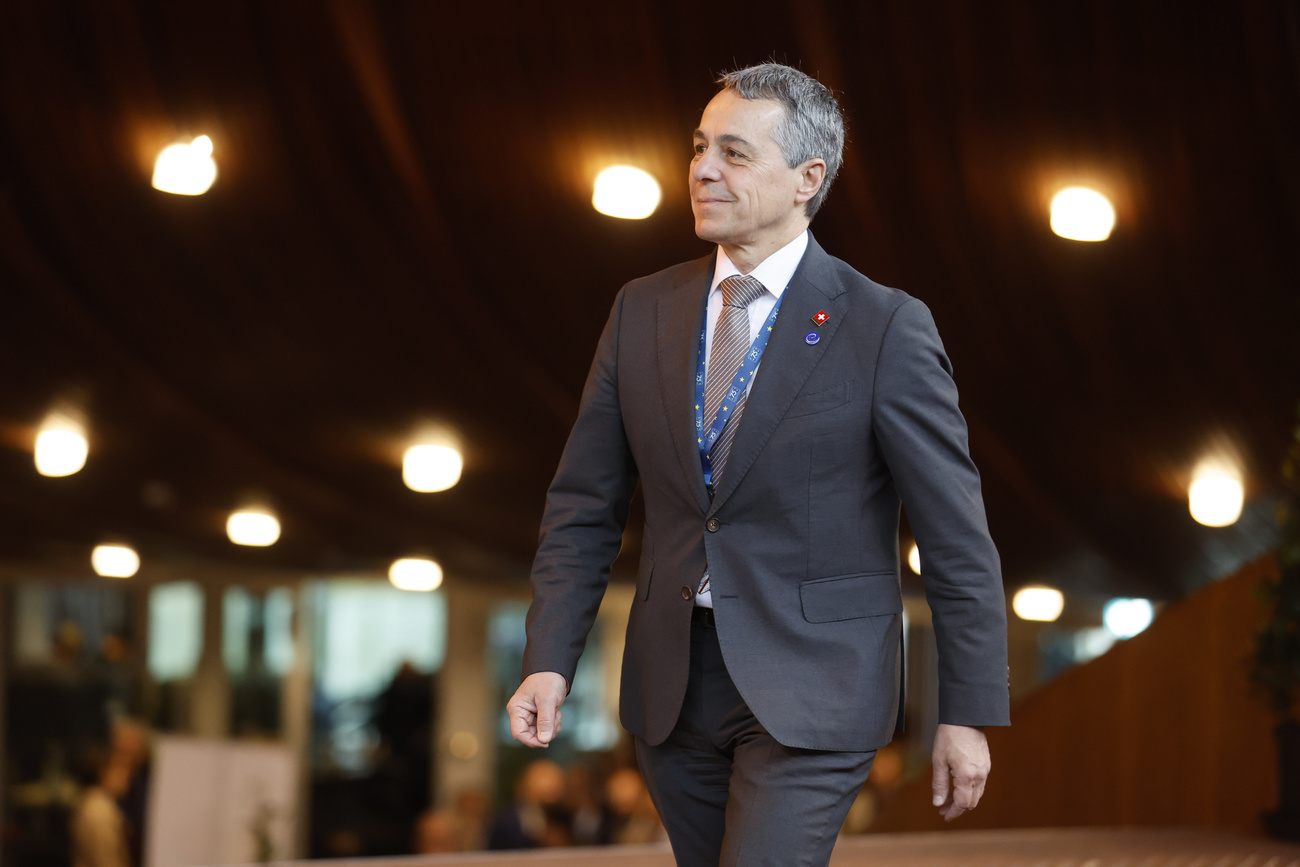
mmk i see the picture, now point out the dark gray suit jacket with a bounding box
[523,234,1009,751]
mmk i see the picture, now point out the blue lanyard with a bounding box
[694,291,786,488]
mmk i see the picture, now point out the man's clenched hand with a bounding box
[507,671,568,748]
[931,723,990,821]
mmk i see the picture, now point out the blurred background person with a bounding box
[602,766,663,845]
[563,764,605,846]
[371,660,435,850]
[70,750,131,867]
[107,718,150,867]
[451,788,490,851]
[412,787,490,853]
[413,808,461,854]
[486,759,570,850]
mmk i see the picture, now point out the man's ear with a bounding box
[794,159,827,206]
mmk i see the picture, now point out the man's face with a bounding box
[690,90,808,249]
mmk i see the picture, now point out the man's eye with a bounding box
[693,143,706,155]
[727,149,743,159]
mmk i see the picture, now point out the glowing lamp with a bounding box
[1050,187,1115,241]
[1103,597,1153,638]
[1073,628,1116,661]
[592,166,661,219]
[1188,463,1244,527]
[389,557,443,592]
[152,135,217,195]
[906,543,921,575]
[403,444,463,492]
[92,544,140,578]
[35,423,88,477]
[1012,585,1065,622]
[226,509,281,546]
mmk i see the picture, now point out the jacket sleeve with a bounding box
[521,286,639,688]
[872,297,1010,726]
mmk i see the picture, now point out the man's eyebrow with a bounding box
[691,130,756,151]
[717,133,754,150]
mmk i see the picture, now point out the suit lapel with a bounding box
[657,253,714,514]
[707,235,847,513]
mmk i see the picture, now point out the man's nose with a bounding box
[692,149,722,183]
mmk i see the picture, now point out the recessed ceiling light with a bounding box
[1188,461,1244,527]
[1103,598,1153,638]
[592,166,661,220]
[227,509,281,546]
[389,557,443,592]
[152,135,217,195]
[403,444,463,492]
[1012,585,1065,622]
[1050,187,1115,241]
[92,544,140,578]
[35,420,88,477]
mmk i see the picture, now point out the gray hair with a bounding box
[717,63,845,219]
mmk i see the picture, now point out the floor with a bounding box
[275,827,1300,867]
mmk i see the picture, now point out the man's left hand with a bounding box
[930,723,990,821]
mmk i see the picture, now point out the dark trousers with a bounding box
[635,612,876,867]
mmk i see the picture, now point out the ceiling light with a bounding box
[403,444,463,492]
[35,419,88,477]
[592,166,661,219]
[1072,627,1116,662]
[227,509,281,546]
[1012,585,1065,622]
[1050,187,1115,241]
[389,557,443,592]
[92,544,140,578]
[1188,461,1244,527]
[906,543,921,575]
[152,135,217,196]
[1103,598,1153,638]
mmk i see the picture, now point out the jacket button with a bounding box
[706,518,721,532]
[681,586,693,600]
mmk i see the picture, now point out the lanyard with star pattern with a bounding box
[694,291,786,488]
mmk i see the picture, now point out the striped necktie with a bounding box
[704,275,767,484]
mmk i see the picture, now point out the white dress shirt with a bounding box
[696,230,809,608]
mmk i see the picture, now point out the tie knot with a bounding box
[719,275,766,309]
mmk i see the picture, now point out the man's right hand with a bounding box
[507,671,568,748]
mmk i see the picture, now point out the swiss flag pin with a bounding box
[811,310,829,327]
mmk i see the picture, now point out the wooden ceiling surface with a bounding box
[1,0,1296,598]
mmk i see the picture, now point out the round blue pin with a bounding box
[804,331,820,345]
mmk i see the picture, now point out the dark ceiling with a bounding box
[1,0,1297,600]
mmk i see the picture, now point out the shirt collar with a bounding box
[709,229,809,301]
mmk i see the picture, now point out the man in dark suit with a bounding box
[507,63,1009,866]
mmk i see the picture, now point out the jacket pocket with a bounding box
[785,380,852,419]
[634,527,654,601]
[636,561,654,601]
[799,570,901,623]
[636,536,654,600]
